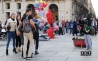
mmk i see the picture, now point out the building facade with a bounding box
[0,0,95,23]
[87,0,96,17]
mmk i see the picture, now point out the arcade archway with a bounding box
[49,4,58,21]
[27,4,35,16]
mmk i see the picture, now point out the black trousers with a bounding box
[59,27,63,35]
[80,26,84,35]
[16,35,21,47]
[33,31,39,50]
[93,26,97,35]
[73,28,77,36]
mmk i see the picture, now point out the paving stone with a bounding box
[0,33,98,61]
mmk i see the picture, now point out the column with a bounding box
[0,0,5,23]
[64,0,73,21]
[10,0,17,15]
[21,0,27,16]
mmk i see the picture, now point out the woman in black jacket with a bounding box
[16,15,21,52]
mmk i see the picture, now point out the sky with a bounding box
[91,0,98,17]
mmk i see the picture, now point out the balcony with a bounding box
[25,0,65,1]
[15,0,21,1]
[4,0,11,1]
[26,0,34,1]
[43,0,65,1]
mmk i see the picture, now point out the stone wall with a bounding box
[0,0,78,23]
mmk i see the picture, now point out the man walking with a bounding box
[92,18,97,35]
[18,8,36,60]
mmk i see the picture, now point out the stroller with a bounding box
[0,31,7,41]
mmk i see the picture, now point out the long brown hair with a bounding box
[16,14,21,26]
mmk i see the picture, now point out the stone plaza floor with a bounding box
[0,33,98,61]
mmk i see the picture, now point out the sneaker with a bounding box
[26,57,32,60]
[84,48,89,50]
[23,58,26,60]
[88,48,92,51]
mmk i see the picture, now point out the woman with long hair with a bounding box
[6,13,17,55]
[16,15,21,52]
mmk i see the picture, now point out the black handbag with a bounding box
[18,26,23,33]
[7,23,11,32]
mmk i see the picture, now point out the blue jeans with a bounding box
[84,35,92,49]
[62,27,65,34]
[6,32,16,50]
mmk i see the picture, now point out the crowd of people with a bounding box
[52,18,97,36]
[0,9,40,60]
[0,8,97,60]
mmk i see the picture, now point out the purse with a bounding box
[18,26,23,33]
[7,23,11,32]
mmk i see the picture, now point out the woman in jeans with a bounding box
[16,15,21,52]
[6,13,17,55]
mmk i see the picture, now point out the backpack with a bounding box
[23,16,32,33]
[90,26,95,36]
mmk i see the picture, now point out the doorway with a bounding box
[49,4,58,21]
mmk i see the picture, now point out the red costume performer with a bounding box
[46,9,53,25]
[46,27,54,39]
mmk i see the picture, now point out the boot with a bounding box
[18,47,22,52]
[16,47,19,52]
[13,48,18,54]
[6,49,8,55]
[35,51,39,55]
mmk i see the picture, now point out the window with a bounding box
[6,3,10,9]
[17,3,21,9]
[6,12,10,19]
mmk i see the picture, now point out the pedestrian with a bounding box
[16,15,22,52]
[58,21,63,35]
[79,18,84,36]
[33,13,40,55]
[84,18,92,50]
[6,13,17,55]
[0,21,2,33]
[43,22,49,33]
[18,8,36,60]
[65,20,69,33]
[73,19,78,36]
[69,20,73,34]
[84,26,92,50]
[62,20,65,34]
[91,18,97,35]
